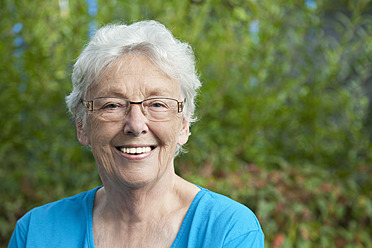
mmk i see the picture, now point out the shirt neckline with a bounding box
[86,185,207,248]
[170,186,206,247]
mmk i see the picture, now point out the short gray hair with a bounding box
[65,20,202,154]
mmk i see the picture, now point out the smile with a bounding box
[117,146,155,155]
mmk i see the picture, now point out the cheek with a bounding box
[87,117,121,152]
[87,119,120,174]
[155,119,183,149]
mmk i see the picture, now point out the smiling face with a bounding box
[76,55,189,189]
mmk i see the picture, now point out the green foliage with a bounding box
[180,0,372,171]
[179,164,372,247]
[0,1,100,245]
[1,0,372,247]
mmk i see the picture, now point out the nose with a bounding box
[123,104,149,136]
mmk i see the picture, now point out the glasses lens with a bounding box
[143,98,179,121]
[90,97,181,122]
[93,97,129,121]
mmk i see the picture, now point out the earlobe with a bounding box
[75,118,90,146]
[177,120,190,146]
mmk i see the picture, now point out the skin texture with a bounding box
[76,55,200,247]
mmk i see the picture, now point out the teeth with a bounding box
[121,147,152,154]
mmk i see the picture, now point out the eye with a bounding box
[151,102,167,108]
[101,102,122,110]
[149,100,168,109]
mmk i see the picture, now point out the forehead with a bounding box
[89,55,180,99]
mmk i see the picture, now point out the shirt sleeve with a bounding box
[8,222,27,248]
[223,230,265,248]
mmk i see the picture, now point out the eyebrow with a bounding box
[95,89,125,98]
[146,88,172,97]
[96,87,174,99]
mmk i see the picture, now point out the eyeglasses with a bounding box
[81,97,184,122]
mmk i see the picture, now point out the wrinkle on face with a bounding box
[87,55,179,101]
[81,55,187,190]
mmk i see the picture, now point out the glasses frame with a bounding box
[80,97,184,121]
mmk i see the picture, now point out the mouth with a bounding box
[116,146,156,155]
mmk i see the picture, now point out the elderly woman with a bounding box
[9,20,264,247]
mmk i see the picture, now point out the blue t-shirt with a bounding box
[9,186,264,247]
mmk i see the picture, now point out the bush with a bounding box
[1,0,371,246]
[181,0,371,171]
[178,163,372,247]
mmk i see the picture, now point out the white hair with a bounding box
[66,20,202,155]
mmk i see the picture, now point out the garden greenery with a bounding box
[1,0,371,247]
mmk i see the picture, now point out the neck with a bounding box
[95,169,182,224]
[92,167,201,247]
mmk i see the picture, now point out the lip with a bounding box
[114,145,156,161]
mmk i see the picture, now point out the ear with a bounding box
[177,119,190,146]
[75,117,90,146]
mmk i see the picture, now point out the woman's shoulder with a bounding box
[29,186,99,216]
[18,186,100,230]
[9,187,101,247]
[176,186,264,247]
[193,186,262,231]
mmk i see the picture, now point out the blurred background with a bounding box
[1,0,372,247]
